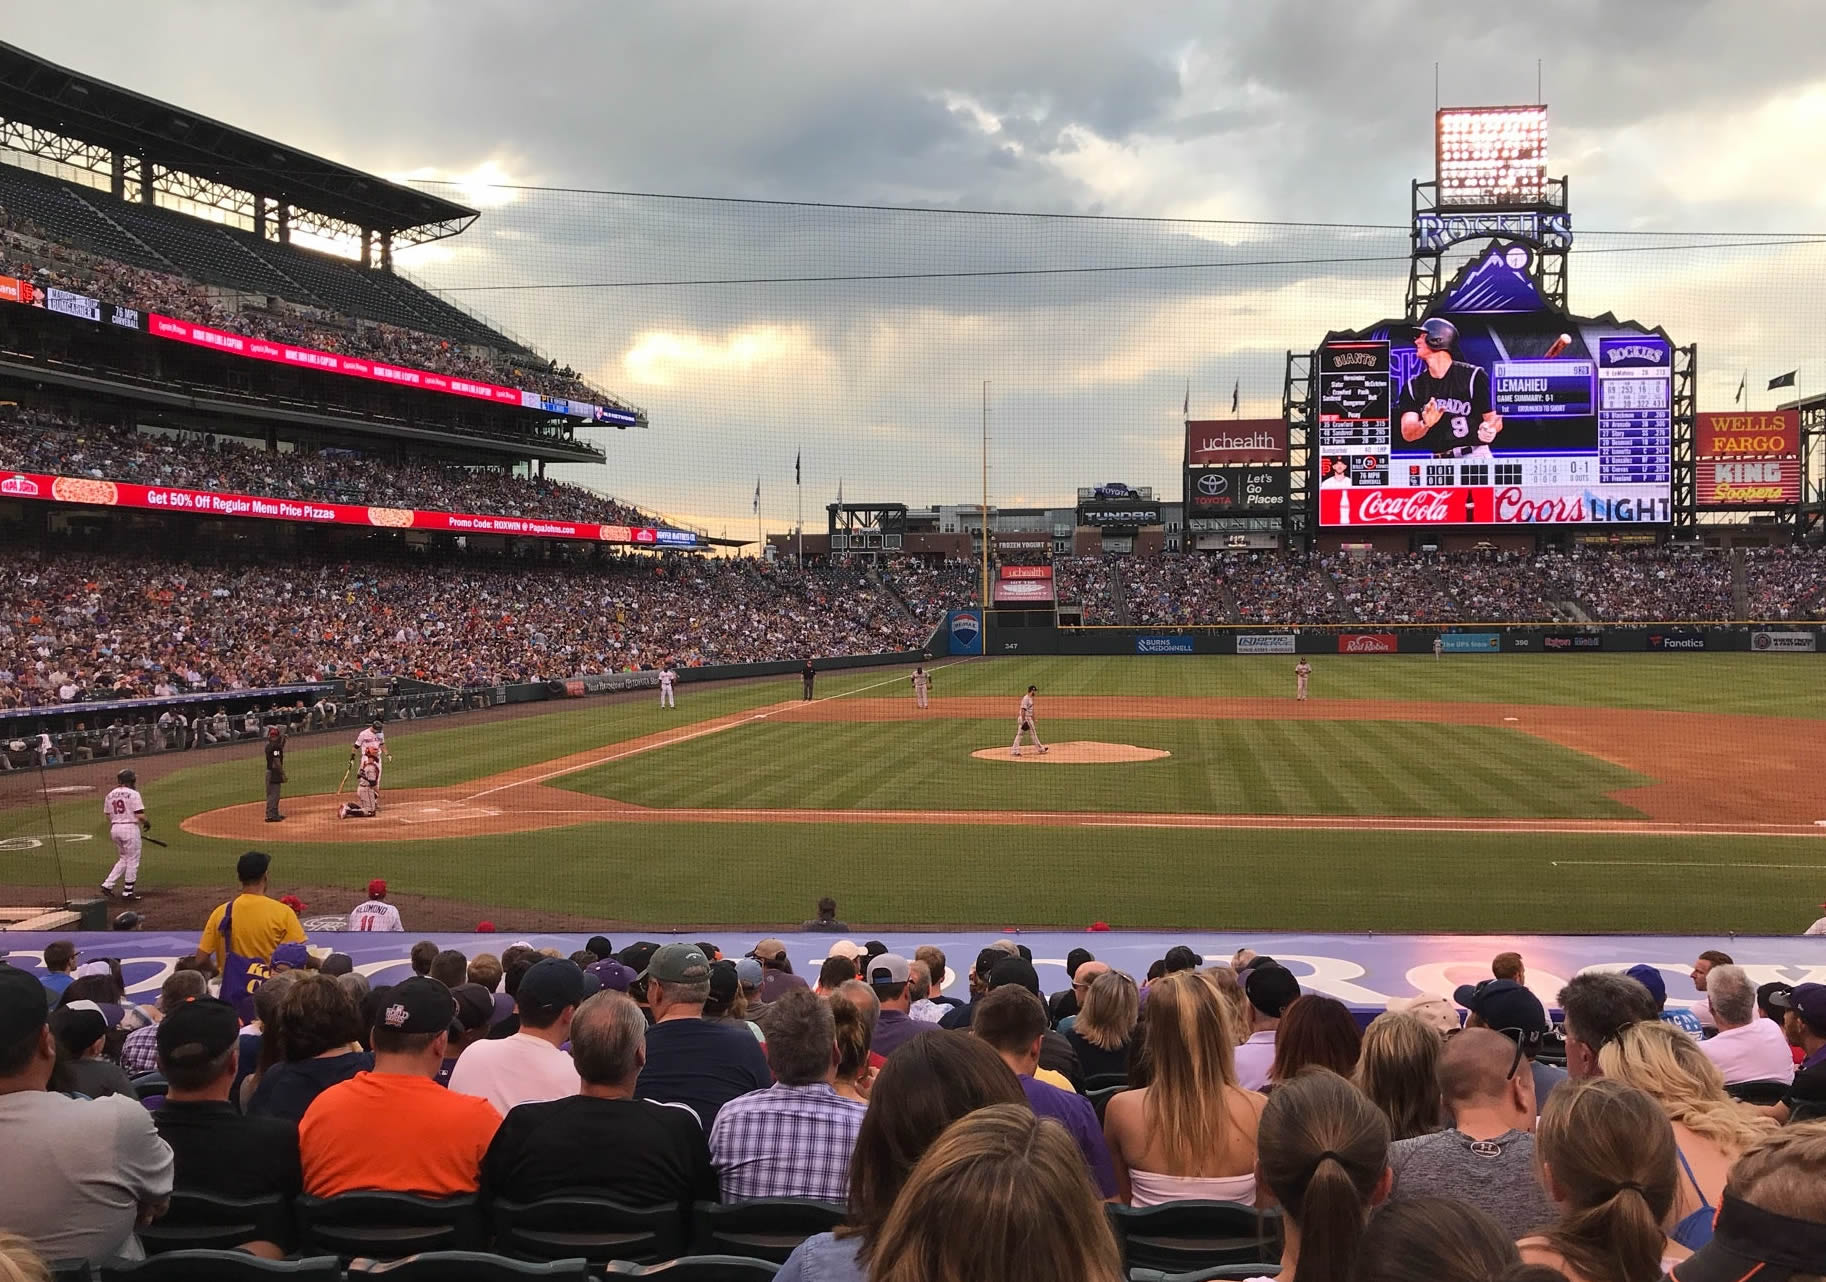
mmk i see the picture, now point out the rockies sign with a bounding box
[1185,465,1289,515]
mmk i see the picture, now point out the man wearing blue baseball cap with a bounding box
[1768,982,1826,1124]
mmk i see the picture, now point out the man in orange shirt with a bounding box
[299,977,501,1196]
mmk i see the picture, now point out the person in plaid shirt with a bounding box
[119,970,212,1076]
[708,988,866,1202]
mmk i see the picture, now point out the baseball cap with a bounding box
[1416,317,1458,349]
[1624,964,1669,1009]
[1244,963,1301,1018]
[157,996,241,1065]
[272,942,312,969]
[1666,1194,1826,1282]
[450,983,495,1033]
[236,851,271,884]
[1387,994,1461,1036]
[0,963,49,1048]
[642,943,711,984]
[867,953,912,986]
[586,958,638,993]
[476,921,497,934]
[986,956,1041,996]
[586,936,614,960]
[1452,979,1547,1038]
[516,959,589,1015]
[368,879,388,898]
[320,953,354,977]
[50,1001,108,1054]
[1767,982,1826,1029]
[618,941,660,975]
[708,959,739,1005]
[376,976,456,1035]
[735,958,763,989]
[72,960,114,981]
[827,939,864,961]
[749,938,789,965]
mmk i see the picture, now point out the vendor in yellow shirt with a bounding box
[198,850,307,975]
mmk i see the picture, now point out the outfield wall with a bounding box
[978,621,1825,657]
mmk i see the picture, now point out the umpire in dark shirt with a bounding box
[153,997,301,1253]
[801,658,816,701]
[263,726,285,822]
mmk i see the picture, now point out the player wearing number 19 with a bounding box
[100,768,151,901]
[1397,317,1503,459]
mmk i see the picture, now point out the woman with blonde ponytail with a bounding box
[1247,1069,1391,1282]
[1597,1020,1776,1246]
[1519,1078,1690,1282]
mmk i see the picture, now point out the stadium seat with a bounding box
[1088,1085,1127,1124]
[1084,1072,1130,1093]
[1107,1202,1281,1274]
[130,1072,169,1101]
[1130,1267,1283,1282]
[136,1191,291,1255]
[603,1259,780,1281]
[296,1191,483,1260]
[354,1252,592,1281]
[47,1262,93,1282]
[1723,1079,1790,1106]
[691,1199,845,1263]
[491,1196,687,1267]
[98,1252,340,1282]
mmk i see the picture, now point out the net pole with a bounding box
[981,379,990,611]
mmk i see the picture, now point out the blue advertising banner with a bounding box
[1441,633,1501,653]
[1135,636,1195,655]
[947,609,983,656]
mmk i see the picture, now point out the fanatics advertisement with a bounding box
[1695,411,1801,507]
[0,469,695,548]
[1185,419,1288,465]
[1315,241,1674,529]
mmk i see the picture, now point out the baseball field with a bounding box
[1,653,1821,935]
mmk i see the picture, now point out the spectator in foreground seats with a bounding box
[448,958,584,1114]
[911,945,958,1017]
[1066,968,1137,1081]
[121,969,209,1076]
[1492,951,1526,984]
[1048,949,1098,1025]
[816,955,858,996]
[864,953,931,1060]
[711,988,866,1202]
[1456,977,1565,1111]
[152,996,300,1250]
[750,938,808,1005]
[1665,1122,1826,1282]
[50,1002,135,1099]
[0,963,173,1267]
[467,952,503,995]
[196,850,306,1015]
[481,991,716,1207]
[409,940,438,977]
[1688,950,1732,1031]
[870,1104,1123,1282]
[937,947,1003,1030]
[1386,1028,1555,1239]
[1268,995,1363,1088]
[1102,971,1266,1207]
[829,982,877,1102]
[439,984,495,1084]
[233,970,298,1109]
[1597,1020,1776,1247]
[1697,964,1795,1085]
[1627,964,1704,1040]
[774,1033,1024,1282]
[248,971,371,1123]
[0,1232,50,1282]
[1558,971,1657,1080]
[1196,964,1251,1045]
[38,940,79,1001]
[703,959,764,1043]
[635,943,771,1129]
[972,986,1115,1198]
[1518,1078,1690,1281]
[1354,1011,1443,1142]
[299,977,501,1197]
[1254,1069,1392,1282]
[1235,962,1301,1091]
[429,949,468,990]
[1350,1197,1522,1282]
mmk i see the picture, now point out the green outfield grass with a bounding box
[556,717,1650,819]
[3,654,1823,933]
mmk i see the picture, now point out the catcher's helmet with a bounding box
[370,719,384,730]
[117,768,136,786]
[113,911,142,931]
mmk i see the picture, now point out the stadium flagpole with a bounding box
[981,380,991,612]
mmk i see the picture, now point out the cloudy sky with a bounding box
[9,3,1825,536]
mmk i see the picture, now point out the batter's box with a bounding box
[393,803,502,825]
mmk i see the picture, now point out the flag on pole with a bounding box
[1231,379,1240,415]
[1183,381,1189,418]
[795,450,801,485]
[753,478,760,515]
[1734,371,1747,405]
[836,477,843,507]
[1768,371,1797,391]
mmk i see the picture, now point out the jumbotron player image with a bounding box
[1396,317,1503,459]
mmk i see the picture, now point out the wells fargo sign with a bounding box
[1696,411,1800,507]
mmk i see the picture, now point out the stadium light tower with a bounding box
[1435,105,1548,208]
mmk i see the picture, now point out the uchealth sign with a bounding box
[1187,419,1288,465]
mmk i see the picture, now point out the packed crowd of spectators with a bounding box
[1125,552,1228,625]
[1054,555,1121,622]
[1322,553,1461,624]
[1556,547,1736,623]
[0,207,615,407]
[1224,551,1352,625]
[0,405,669,531]
[7,875,1826,1280]
[880,557,978,616]
[0,548,945,709]
[1742,545,1826,620]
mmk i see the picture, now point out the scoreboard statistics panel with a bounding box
[1316,321,1672,529]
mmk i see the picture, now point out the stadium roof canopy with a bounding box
[0,41,477,244]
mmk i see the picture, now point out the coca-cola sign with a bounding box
[1324,488,1480,526]
[1321,485,1670,528]
[1338,633,1399,654]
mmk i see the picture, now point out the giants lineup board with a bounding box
[1316,327,1673,528]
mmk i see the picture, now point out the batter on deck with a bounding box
[1011,685,1049,757]
[100,768,150,901]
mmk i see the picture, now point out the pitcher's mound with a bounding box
[972,741,1170,764]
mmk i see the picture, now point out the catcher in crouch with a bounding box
[340,746,382,819]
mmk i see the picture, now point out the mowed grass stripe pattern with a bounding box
[556,718,1650,819]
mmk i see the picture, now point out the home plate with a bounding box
[972,741,1170,764]
[1503,716,1519,722]
[394,802,502,825]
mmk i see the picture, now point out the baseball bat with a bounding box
[336,763,352,794]
[144,835,169,848]
[1545,333,1571,358]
